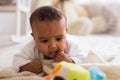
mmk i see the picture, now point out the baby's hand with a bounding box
[53,50,73,63]
[20,59,43,74]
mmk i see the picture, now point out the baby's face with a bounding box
[32,18,67,59]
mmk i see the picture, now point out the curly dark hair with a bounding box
[30,6,66,30]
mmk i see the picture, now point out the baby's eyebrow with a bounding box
[38,37,48,40]
[38,35,65,40]
[56,35,64,37]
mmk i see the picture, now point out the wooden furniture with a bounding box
[11,0,32,43]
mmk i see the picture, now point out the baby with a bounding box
[13,6,87,75]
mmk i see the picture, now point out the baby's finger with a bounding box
[53,57,63,62]
[56,50,64,56]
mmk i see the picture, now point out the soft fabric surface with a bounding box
[0,34,120,80]
[0,65,120,80]
[0,49,120,80]
[83,65,120,80]
[67,34,120,64]
[0,68,44,80]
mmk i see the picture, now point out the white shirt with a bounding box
[13,35,88,74]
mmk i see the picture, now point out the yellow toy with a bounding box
[45,61,91,80]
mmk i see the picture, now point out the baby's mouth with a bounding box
[49,51,58,59]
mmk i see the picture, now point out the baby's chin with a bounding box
[44,55,55,59]
[44,55,53,59]
[44,52,57,59]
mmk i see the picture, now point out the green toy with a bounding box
[45,61,106,80]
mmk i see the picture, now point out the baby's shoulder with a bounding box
[66,34,78,46]
[23,39,36,50]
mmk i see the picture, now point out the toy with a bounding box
[89,66,106,80]
[45,61,90,80]
[45,62,106,80]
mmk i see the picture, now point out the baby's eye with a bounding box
[56,37,62,41]
[40,40,49,43]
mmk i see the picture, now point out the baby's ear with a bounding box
[31,33,35,39]
[66,27,68,32]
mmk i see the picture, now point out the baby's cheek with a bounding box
[36,43,47,53]
[59,42,66,51]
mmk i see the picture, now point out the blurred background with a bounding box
[1,0,120,43]
[0,0,120,69]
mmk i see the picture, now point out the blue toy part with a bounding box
[89,66,106,80]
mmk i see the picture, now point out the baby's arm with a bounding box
[19,59,43,74]
[13,40,44,74]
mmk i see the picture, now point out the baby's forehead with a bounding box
[32,18,66,33]
[33,21,66,34]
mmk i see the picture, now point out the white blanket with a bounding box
[0,65,120,80]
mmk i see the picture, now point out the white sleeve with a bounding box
[13,40,39,72]
[67,40,89,64]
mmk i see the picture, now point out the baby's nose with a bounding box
[49,42,57,50]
